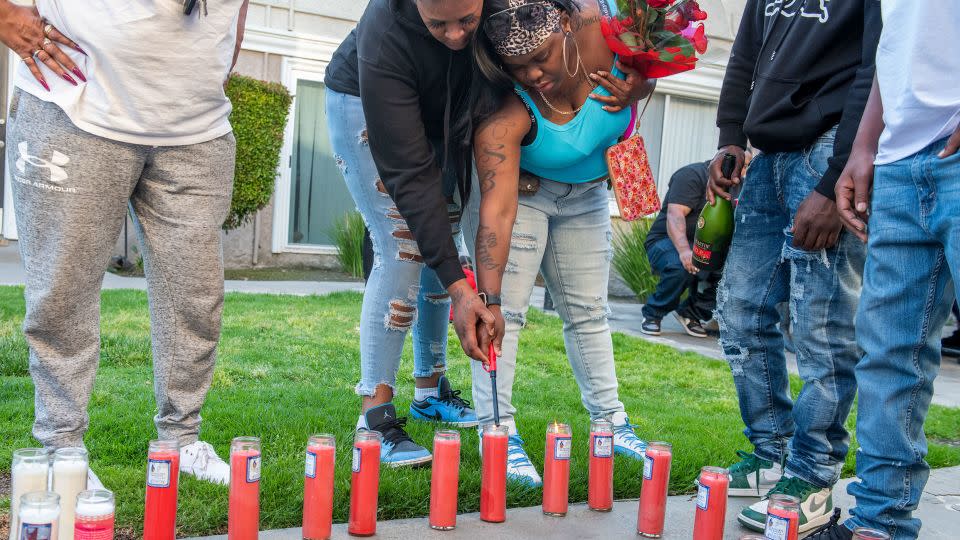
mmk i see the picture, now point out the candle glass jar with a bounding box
[17,491,61,540]
[74,489,115,540]
[10,449,50,540]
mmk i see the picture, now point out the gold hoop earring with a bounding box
[561,31,580,78]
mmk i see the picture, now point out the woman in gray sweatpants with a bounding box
[3,0,250,487]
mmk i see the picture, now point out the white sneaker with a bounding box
[505,434,542,487]
[477,428,542,487]
[611,411,647,460]
[87,467,106,490]
[179,441,230,485]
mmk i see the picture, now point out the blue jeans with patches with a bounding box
[715,127,865,488]
[326,88,460,396]
[844,138,959,540]
[469,178,625,432]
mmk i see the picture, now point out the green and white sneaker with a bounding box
[728,450,784,497]
[737,476,834,533]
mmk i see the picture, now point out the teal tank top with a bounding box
[515,0,631,184]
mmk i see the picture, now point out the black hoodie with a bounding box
[717,0,881,199]
[325,0,473,288]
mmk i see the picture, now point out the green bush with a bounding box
[223,73,293,230]
[612,219,659,301]
[331,211,366,278]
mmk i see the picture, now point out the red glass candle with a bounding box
[588,419,614,512]
[542,422,572,517]
[143,440,179,540]
[480,424,509,523]
[637,441,672,537]
[348,431,382,537]
[74,489,114,540]
[228,437,261,540]
[303,434,336,540]
[429,430,461,530]
[764,494,799,540]
[692,466,729,540]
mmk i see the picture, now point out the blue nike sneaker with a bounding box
[409,375,478,427]
[612,411,648,460]
[362,403,432,467]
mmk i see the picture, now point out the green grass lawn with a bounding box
[1,286,958,537]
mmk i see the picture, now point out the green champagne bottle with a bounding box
[693,154,736,271]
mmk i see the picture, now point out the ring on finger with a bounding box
[43,23,53,36]
[42,37,52,47]
[32,49,43,58]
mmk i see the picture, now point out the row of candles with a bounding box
[9,448,114,540]
[9,420,890,540]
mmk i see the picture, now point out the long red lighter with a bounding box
[484,343,500,426]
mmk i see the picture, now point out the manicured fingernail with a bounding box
[72,67,86,82]
[40,79,49,91]
[597,71,607,76]
[75,45,87,55]
[62,72,77,86]
[856,203,867,212]
[589,73,599,80]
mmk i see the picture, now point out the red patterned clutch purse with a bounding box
[605,135,660,221]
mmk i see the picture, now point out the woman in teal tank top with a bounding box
[463,0,655,485]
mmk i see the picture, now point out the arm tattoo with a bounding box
[478,143,506,193]
[476,225,501,271]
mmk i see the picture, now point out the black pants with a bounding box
[642,236,721,322]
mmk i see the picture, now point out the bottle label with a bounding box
[693,241,712,262]
[352,447,361,473]
[764,513,790,539]
[305,451,317,479]
[147,459,171,488]
[643,455,654,480]
[696,481,710,510]
[553,437,572,460]
[246,455,261,483]
[592,435,613,458]
[20,523,53,540]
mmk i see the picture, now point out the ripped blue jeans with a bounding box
[326,88,461,396]
[470,178,625,431]
[716,127,866,488]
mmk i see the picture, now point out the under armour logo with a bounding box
[16,141,70,183]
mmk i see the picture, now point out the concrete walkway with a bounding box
[184,466,960,539]
[2,240,959,407]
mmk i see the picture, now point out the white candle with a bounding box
[51,448,88,540]
[16,491,60,540]
[10,449,49,540]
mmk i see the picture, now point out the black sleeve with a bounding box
[716,0,764,149]
[814,0,881,200]
[357,58,465,289]
[665,166,706,210]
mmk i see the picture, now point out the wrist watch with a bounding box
[478,292,502,307]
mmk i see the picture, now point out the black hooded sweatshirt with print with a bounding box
[325,0,473,288]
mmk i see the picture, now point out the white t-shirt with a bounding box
[15,0,244,146]
[875,1,960,165]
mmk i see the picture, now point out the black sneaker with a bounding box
[362,403,432,467]
[674,313,708,338]
[805,509,854,540]
[641,317,662,335]
[942,330,960,357]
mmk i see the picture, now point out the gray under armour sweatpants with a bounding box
[8,89,235,449]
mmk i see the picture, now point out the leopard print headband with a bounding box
[485,0,562,57]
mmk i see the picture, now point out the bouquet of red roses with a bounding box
[601,0,708,79]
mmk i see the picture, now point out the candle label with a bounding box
[147,458,172,488]
[305,450,317,479]
[643,454,654,480]
[592,435,613,458]
[696,481,710,510]
[20,523,53,540]
[246,454,261,482]
[74,524,114,540]
[764,513,790,540]
[554,437,572,460]
[352,447,361,473]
